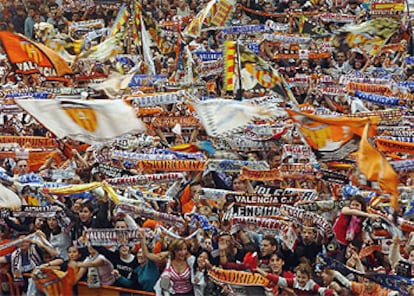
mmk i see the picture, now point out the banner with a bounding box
[208,268,270,287]
[115,203,185,226]
[16,99,146,145]
[91,163,133,179]
[0,136,58,149]
[223,40,235,92]
[206,160,269,173]
[296,200,350,212]
[105,173,185,186]
[195,51,223,61]
[7,205,57,218]
[84,228,140,246]
[282,144,314,161]
[68,19,105,38]
[128,75,168,87]
[375,138,414,154]
[227,205,281,217]
[240,167,282,181]
[136,160,205,171]
[281,205,333,237]
[231,216,297,250]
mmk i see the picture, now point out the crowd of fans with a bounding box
[0,0,413,296]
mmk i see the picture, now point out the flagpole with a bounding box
[235,37,243,101]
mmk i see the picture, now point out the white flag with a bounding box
[16,99,146,144]
[191,99,286,137]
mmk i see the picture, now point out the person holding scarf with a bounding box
[254,251,294,296]
[157,239,195,296]
[73,241,116,287]
[0,230,58,293]
[115,228,164,292]
[259,262,336,296]
[333,195,377,261]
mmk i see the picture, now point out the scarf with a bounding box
[345,215,362,241]
[11,244,42,281]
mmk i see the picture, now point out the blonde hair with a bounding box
[168,239,187,260]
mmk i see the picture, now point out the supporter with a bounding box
[0,231,58,292]
[293,224,323,267]
[254,251,294,295]
[24,7,35,39]
[45,216,71,261]
[158,239,195,296]
[11,5,25,34]
[74,242,116,286]
[14,159,30,176]
[262,262,336,295]
[330,269,399,296]
[333,195,376,253]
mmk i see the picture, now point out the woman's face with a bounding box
[197,252,208,269]
[34,218,45,229]
[350,200,362,211]
[79,206,93,223]
[68,246,81,261]
[119,245,130,257]
[232,178,246,192]
[47,217,58,230]
[408,250,414,264]
[175,244,188,261]
[296,271,310,287]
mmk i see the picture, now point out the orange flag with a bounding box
[357,123,399,209]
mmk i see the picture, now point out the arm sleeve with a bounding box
[389,241,403,268]
[116,274,136,288]
[333,271,351,289]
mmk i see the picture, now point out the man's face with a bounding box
[301,227,315,245]
[16,160,29,175]
[261,239,275,257]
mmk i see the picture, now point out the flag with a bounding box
[183,0,216,37]
[357,123,399,209]
[89,72,136,99]
[132,0,142,45]
[210,0,234,26]
[237,44,295,104]
[110,4,129,37]
[287,109,375,162]
[15,99,146,144]
[223,40,236,92]
[0,31,72,77]
[144,16,175,54]
[191,99,286,137]
[141,14,156,75]
[336,18,400,56]
[78,35,123,62]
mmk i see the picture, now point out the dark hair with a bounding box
[263,235,278,248]
[350,239,363,251]
[270,251,285,262]
[351,195,367,212]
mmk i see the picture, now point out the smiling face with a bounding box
[136,248,147,265]
[79,206,93,223]
[269,253,284,275]
[175,244,188,261]
[295,270,310,287]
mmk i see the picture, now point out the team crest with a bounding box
[60,101,98,132]
[20,41,44,63]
